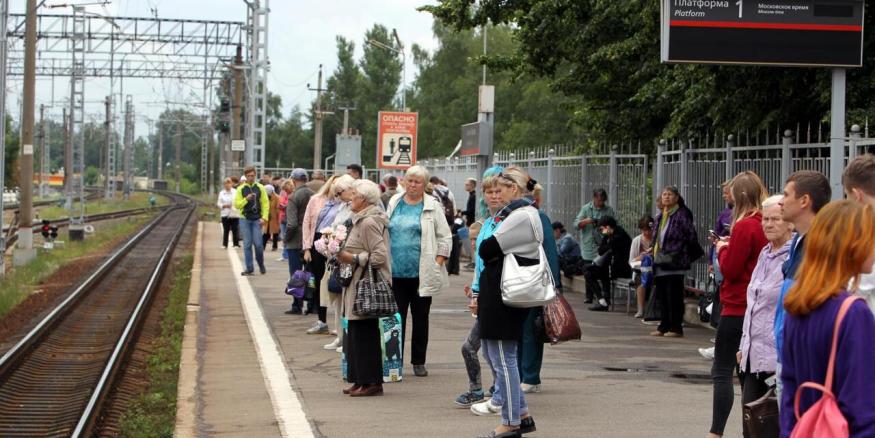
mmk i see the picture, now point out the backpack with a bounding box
[433,185,454,221]
[791,295,863,438]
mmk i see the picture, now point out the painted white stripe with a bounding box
[496,341,514,423]
[227,248,315,438]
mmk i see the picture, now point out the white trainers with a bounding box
[698,347,715,360]
[336,346,343,353]
[323,338,340,350]
[521,383,541,393]
[470,399,501,416]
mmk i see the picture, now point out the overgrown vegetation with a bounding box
[0,216,150,318]
[37,192,167,221]
[118,254,193,438]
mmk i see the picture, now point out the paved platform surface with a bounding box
[181,222,742,437]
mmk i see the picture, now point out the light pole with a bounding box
[367,28,406,110]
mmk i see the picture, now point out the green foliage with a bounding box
[420,0,875,147]
[5,115,19,187]
[84,165,100,185]
[119,254,193,438]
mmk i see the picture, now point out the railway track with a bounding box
[0,193,194,437]
[2,187,102,211]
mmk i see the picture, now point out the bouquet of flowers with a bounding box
[314,224,349,257]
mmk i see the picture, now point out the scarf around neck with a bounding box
[494,197,535,223]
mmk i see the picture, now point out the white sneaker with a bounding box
[698,347,715,360]
[520,383,541,394]
[336,346,343,353]
[276,257,287,262]
[323,338,340,350]
[470,399,501,416]
[633,311,644,318]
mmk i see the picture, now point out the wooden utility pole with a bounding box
[309,64,329,170]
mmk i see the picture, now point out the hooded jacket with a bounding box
[341,204,392,321]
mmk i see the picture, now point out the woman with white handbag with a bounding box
[474,166,546,438]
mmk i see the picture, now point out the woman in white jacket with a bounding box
[217,178,240,248]
[386,165,452,377]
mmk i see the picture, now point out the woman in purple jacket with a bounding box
[736,195,792,438]
[650,186,704,337]
[780,200,875,437]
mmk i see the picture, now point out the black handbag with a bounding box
[352,263,397,318]
[653,251,681,269]
[698,273,717,323]
[642,284,661,321]
[742,388,779,438]
[327,259,354,293]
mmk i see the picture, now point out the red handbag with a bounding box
[541,293,582,345]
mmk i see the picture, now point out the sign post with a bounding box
[661,0,864,198]
[377,111,418,170]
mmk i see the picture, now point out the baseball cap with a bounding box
[290,168,309,181]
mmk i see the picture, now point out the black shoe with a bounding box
[476,430,521,438]
[259,265,267,275]
[520,417,536,434]
[284,308,303,315]
[241,270,254,276]
[413,364,428,377]
[588,304,609,311]
[583,299,593,304]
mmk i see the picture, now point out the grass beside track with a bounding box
[0,217,150,319]
[37,193,168,220]
[118,253,193,438]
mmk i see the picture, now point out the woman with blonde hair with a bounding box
[474,165,537,437]
[300,175,342,334]
[780,200,875,436]
[709,171,768,438]
[386,165,452,377]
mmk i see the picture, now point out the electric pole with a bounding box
[37,104,44,198]
[308,64,329,170]
[63,107,70,196]
[157,120,163,180]
[339,104,356,135]
[232,45,243,171]
[16,0,38,264]
[104,96,112,197]
[123,96,133,200]
[175,120,182,193]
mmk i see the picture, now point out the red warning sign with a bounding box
[377,111,418,170]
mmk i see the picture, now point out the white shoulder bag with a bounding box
[500,207,557,308]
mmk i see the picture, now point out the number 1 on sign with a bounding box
[736,0,743,18]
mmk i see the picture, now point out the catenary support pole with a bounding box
[15,0,37,265]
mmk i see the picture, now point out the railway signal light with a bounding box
[40,220,50,239]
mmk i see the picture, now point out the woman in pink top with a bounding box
[301,175,342,337]
[277,182,290,261]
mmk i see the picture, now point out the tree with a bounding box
[420,0,875,147]
[357,24,403,167]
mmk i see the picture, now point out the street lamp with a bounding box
[367,28,406,110]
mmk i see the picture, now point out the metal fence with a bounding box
[656,127,875,287]
[422,146,650,236]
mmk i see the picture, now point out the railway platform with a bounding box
[178,222,741,437]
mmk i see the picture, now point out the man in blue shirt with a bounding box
[774,171,830,399]
[552,221,582,278]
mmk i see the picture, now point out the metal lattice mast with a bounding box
[69,6,86,224]
[104,96,114,198]
[123,95,134,200]
[245,0,268,173]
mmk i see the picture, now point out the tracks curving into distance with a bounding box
[0,193,195,437]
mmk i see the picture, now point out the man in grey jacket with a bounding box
[284,168,314,315]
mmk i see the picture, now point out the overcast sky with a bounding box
[7,0,439,137]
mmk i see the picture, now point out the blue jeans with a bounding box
[287,248,303,311]
[482,339,528,426]
[280,222,289,259]
[240,218,265,273]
